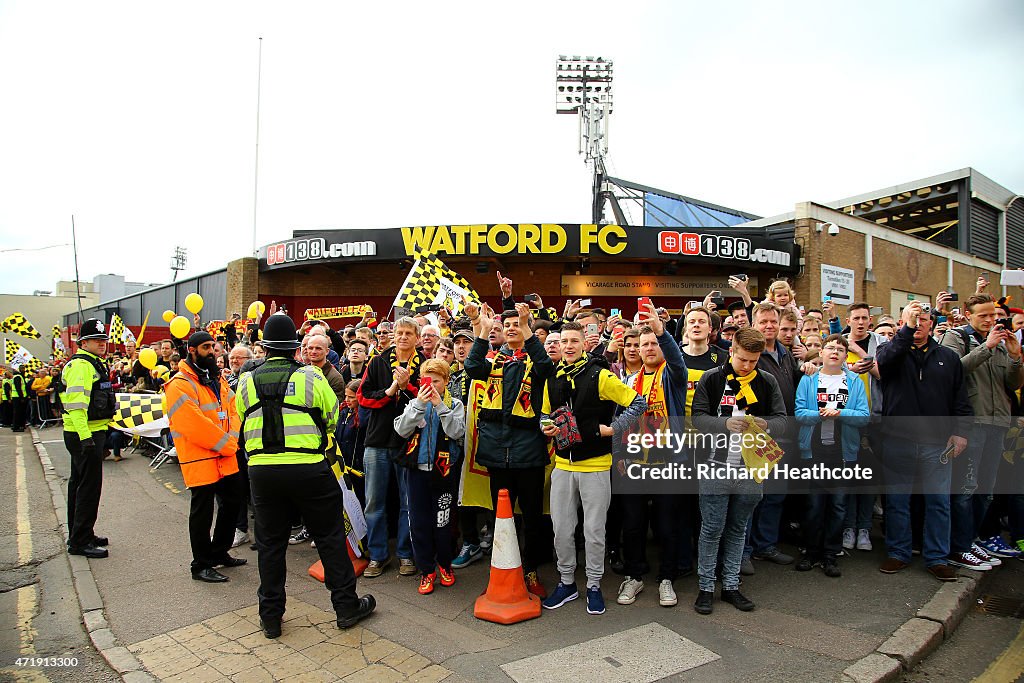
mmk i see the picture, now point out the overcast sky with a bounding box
[0,0,1021,295]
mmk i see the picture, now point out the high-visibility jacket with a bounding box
[165,360,240,488]
[61,350,114,439]
[2,377,12,402]
[235,357,339,467]
[12,374,28,399]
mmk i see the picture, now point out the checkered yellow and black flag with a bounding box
[391,251,479,319]
[0,312,42,338]
[5,340,43,372]
[110,393,165,432]
[109,313,127,344]
[52,325,67,361]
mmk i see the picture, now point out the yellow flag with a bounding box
[739,416,785,483]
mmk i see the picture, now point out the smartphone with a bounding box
[710,296,726,307]
[822,295,831,302]
[951,308,961,316]
[731,274,748,281]
[579,298,592,307]
[524,293,538,303]
[937,316,947,324]
[540,418,555,429]
[586,323,599,336]
[419,376,433,391]
[947,292,959,302]
[637,296,653,311]
[861,356,874,363]
[869,306,883,316]
[613,327,624,340]
[610,308,621,317]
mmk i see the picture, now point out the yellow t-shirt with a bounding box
[543,368,639,473]
[846,351,871,407]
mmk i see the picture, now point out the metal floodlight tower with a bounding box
[170,246,188,282]
[556,55,614,224]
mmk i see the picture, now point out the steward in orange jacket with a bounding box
[165,331,247,582]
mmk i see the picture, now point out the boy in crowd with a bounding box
[794,335,869,577]
[393,359,467,595]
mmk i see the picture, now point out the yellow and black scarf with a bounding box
[556,356,589,390]
[725,369,759,410]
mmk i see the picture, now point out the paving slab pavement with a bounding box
[29,432,1010,682]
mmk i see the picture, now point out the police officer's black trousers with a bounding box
[64,431,104,549]
[11,398,27,431]
[189,473,241,572]
[250,462,359,622]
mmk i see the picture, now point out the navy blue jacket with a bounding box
[876,324,973,443]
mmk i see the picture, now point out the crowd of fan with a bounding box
[17,271,1024,616]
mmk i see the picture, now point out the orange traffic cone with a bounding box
[309,542,369,582]
[474,488,542,624]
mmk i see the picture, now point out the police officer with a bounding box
[61,319,116,558]
[1,366,13,427]
[236,313,375,639]
[10,366,29,432]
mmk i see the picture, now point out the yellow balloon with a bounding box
[139,348,158,370]
[162,309,175,323]
[184,293,204,315]
[247,302,259,319]
[169,315,191,339]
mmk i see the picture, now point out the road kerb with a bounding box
[30,428,154,681]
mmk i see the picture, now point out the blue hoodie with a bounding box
[795,368,870,462]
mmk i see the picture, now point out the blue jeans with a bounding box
[950,424,1002,555]
[698,474,762,592]
[744,443,790,557]
[363,446,411,561]
[843,493,875,531]
[883,437,951,566]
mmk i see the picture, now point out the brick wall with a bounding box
[793,218,1002,315]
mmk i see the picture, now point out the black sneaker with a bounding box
[721,589,755,612]
[795,557,815,572]
[694,590,714,615]
[822,559,842,578]
[337,596,376,629]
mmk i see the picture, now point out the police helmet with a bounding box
[261,313,300,350]
[78,318,108,341]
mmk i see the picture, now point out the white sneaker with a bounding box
[658,579,677,607]
[842,528,855,550]
[231,529,250,548]
[616,577,644,605]
[947,551,992,571]
[856,529,872,551]
[971,542,1001,566]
